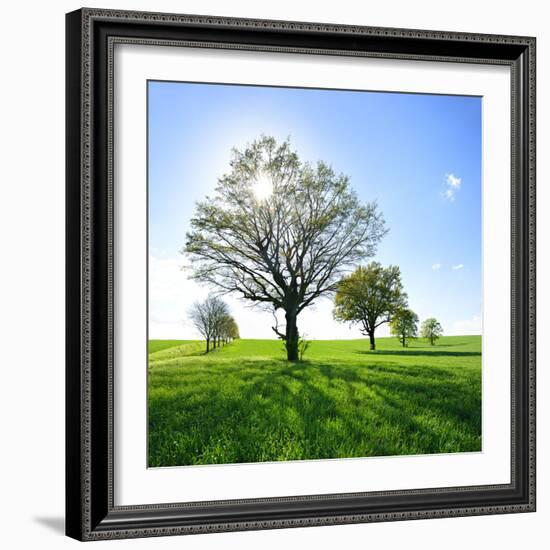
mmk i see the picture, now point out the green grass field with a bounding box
[148,335,481,467]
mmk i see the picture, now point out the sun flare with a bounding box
[251,173,273,201]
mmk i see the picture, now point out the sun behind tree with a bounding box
[184,136,387,360]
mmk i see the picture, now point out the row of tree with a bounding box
[188,295,240,353]
[333,262,443,349]
[391,312,443,347]
[183,135,443,360]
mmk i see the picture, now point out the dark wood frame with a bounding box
[66,7,536,541]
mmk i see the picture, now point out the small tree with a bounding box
[218,314,239,345]
[333,262,408,350]
[390,308,419,347]
[227,316,240,341]
[219,315,230,345]
[298,334,311,360]
[188,299,213,352]
[421,317,443,345]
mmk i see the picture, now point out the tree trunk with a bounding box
[206,338,210,353]
[401,333,406,347]
[369,332,376,351]
[285,310,299,361]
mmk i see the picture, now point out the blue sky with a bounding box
[148,80,481,339]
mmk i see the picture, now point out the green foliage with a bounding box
[333,262,408,350]
[225,315,240,340]
[421,317,444,345]
[148,336,481,466]
[184,136,387,360]
[390,308,419,347]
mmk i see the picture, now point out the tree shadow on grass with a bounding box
[366,367,481,426]
[148,358,481,466]
[355,349,480,358]
[410,342,471,348]
[362,362,458,379]
[296,361,480,434]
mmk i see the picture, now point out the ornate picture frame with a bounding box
[66,8,536,541]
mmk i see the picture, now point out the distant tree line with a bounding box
[188,295,239,353]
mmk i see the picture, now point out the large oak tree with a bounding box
[184,136,387,360]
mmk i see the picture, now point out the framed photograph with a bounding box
[66,8,536,541]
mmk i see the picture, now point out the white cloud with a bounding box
[447,173,462,188]
[442,173,462,201]
[431,263,441,271]
[452,264,464,270]
[452,315,482,336]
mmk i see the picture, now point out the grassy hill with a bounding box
[148,335,481,467]
[148,339,199,354]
